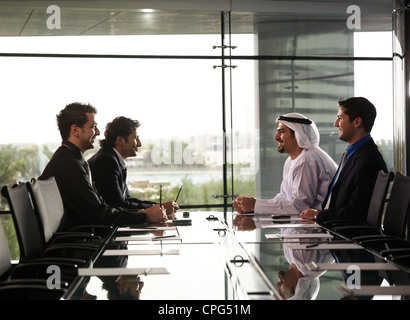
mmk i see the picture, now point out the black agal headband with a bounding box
[277,116,312,125]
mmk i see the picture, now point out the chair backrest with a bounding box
[382,172,410,238]
[1,184,44,262]
[366,171,394,227]
[27,177,64,243]
[0,222,12,280]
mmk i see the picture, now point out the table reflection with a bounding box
[64,212,410,300]
[276,227,334,300]
[101,275,144,300]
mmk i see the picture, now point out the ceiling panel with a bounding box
[21,9,119,36]
[0,1,393,37]
[84,10,223,35]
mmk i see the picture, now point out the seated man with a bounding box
[233,113,337,215]
[88,116,178,215]
[300,97,388,225]
[39,102,167,231]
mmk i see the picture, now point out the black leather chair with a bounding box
[348,172,410,253]
[390,254,410,268]
[0,218,68,299]
[324,170,394,234]
[1,183,99,266]
[27,177,106,246]
[28,177,114,239]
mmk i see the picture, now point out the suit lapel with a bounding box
[108,147,128,196]
[335,156,355,185]
[108,148,125,180]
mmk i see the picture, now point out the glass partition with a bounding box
[229,15,394,201]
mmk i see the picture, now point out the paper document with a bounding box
[262,223,320,229]
[115,236,181,241]
[103,249,180,256]
[256,217,304,222]
[117,226,176,232]
[306,262,398,271]
[78,267,169,277]
[266,233,333,239]
[335,285,410,296]
[284,243,362,250]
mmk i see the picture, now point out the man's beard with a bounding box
[277,143,285,154]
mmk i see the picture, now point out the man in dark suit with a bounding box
[40,103,167,231]
[300,97,388,225]
[88,116,178,215]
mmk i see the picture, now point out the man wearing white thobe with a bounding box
[233,113,337,215]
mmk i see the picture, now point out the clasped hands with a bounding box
[232,196,256,213]
[299,208,318,220]
[145,201,180,223]
[233,195,318,221]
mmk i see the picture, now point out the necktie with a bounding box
[324,151,348,209]
[121,167,128,198]
[83,160,92,185]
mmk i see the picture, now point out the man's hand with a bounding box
[162,201,179,216]
[145,204,167,223]
[232,196,256,213]
[300,208,318,220]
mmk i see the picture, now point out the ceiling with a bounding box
[0,0,393,37]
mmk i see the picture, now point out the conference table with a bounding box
[62,211,410,301]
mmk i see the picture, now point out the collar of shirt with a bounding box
[62,140,82,160]
[113,148,127,169]
[345,134,372,158]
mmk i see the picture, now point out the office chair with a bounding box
[324,170,394,235]
[390,254,410,268]
[0,220,68,299]
[350,172,410,252]
[1,183,99,265]
[29,177,114,239]
[27,177,106,246]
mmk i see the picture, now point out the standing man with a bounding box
[300,97,388,225]
[40,103,167,231]
[233,113,337,215]
[88,116,178,215]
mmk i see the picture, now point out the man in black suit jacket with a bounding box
[88,116,178,214]
[40,103,167,231]
[300,97,387,225]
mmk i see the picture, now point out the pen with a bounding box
[175,185,183,202]
[144,267,151,276]
[154,235,176,240]
[159,184,162,207]
[306,243,319,248]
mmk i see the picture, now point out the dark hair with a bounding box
[338,97,376,133]
[100,116,140,148]
[56,102,97,141]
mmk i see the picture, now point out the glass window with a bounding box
[0,51,229,208]
[353,31,394,171]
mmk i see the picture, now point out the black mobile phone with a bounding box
[172,218,192,226]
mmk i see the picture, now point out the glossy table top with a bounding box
[64,211,410,300]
